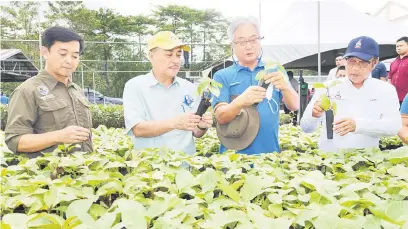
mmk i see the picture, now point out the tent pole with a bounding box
[92,72,96,104]
[259,0,262,28]
[317,1,321,81]
[37,3,43,69]
[81,64,84,89]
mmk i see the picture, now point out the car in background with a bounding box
[83,88,123,105]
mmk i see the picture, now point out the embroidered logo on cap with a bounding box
[355,39,362,49]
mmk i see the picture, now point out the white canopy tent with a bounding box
[373,1,408,26]
[261,0,407,74]
[201,1,407,80]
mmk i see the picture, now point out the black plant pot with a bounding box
[253,79,270,107]
[196,98,211,116]
[326,109,334,139]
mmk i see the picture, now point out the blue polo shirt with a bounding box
[211,61,283,155]
[371,62,387,80]
[401,94,408,114]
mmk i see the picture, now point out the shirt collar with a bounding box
[232,59,265,72]
[345,74,373,88]
[38,70,77,90]
[147,70,180,87]
[38,70,59,90]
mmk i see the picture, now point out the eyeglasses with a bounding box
[346,58,372,68]
[233,36,264,46]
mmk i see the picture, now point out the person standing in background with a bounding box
[372,61,387,81]
[326,53,346,81]
[389,36,408,105]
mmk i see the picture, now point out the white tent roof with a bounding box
[201,1,407,78]
[373,1,408,26]
[260,0,407,66]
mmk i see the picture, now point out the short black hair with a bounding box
[42,26,85,54]
[335,52,344,58]
[336,65,346,73]
[397,36,408,43]
[287,71,294,77]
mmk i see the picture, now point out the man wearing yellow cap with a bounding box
[123,31,213,155]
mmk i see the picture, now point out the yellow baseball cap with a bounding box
[147,31,190,52]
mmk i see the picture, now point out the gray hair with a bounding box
[227,16,261,42]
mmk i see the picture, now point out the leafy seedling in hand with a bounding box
[195,77,223,116]
[313,80,342,139]
[254,61,289,106]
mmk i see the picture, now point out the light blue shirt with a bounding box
[123,71,200,155]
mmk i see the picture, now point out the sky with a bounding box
[82,0,408,36]
[83,0,399,21]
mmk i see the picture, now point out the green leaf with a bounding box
[211,80,223,88]
[89,204,107,220]
[95,212,117,229]
[96,181,123,196]
[175,170,196,190]
[332,102,338,115]
[199,168,219,193]
[268,193,283,204]
[255,70,266,81]
[66,199,96,227]
[2,213,30,228]
[313,83,326,88]
[208,87,219,98]
[320,94,331,111]
[27,213,65,229]
[240,175,263,202]
[116,199,147,229]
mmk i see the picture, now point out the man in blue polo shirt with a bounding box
[211,16,299,155]
[371,61,387,81]
[398,94,408,144]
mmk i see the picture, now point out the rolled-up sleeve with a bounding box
[123,81,147,136]
[300,88,324,133]
[211,72,230,108]
[355,86,402,136]
[5,89,37,153]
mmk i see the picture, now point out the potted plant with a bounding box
[254,60,289,106]
[313,80,342,139]
[195,77,223,116]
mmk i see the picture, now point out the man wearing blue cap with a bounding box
[300,36,402,152]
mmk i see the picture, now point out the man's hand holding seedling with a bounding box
[263,71,290,91]
[333,118,356,136]
[232,86,266,108]
[197,112,213,130]
[173,113,201,131]
[312,101,325,118]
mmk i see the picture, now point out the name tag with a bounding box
[40,94,55,100]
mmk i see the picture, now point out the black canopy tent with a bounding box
[1,49,38,82]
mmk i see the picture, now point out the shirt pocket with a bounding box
[37,99,70,130]
[78,97,93,128]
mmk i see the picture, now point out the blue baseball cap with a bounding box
[343,36,379,61]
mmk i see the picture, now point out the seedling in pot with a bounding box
[313,80,342,139]
[195,77,223,116]
[254,61,289,106]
